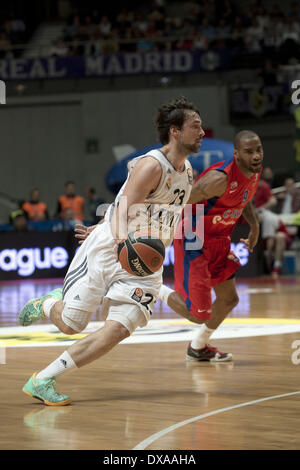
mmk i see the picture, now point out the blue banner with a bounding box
[0,50,232,81]
[0,219,93,232]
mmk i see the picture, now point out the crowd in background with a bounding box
[48,0,300,66]
[0,0,299,85]
[7,181,107,233]
[0,10,27,58]
[1,1,300,69]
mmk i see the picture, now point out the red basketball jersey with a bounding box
[185,156,261,240]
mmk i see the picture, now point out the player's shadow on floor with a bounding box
[74,388,208,403]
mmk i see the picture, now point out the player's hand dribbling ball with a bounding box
[118,230,165,276]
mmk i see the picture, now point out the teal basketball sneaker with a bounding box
[18,288,63,326]
[23,373,72,406]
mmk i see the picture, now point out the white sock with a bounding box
[36,351,78,379]
[43,298,60,317]
[191,324,215,350]
[159,285,174,304]
[274,260,282,268]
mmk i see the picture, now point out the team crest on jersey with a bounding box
[187,168,193,185]
[242,189,249,203]
[166,177,172,189]
[131,288,143,303]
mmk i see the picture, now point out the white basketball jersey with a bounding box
[105,149,193,247]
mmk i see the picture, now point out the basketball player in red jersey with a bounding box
[159,130,262,362]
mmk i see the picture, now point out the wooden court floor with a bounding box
[1,276,300,450]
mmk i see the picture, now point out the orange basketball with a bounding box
[118,230,165,277]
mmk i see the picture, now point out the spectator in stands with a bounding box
[137,33,155,52]
[50,38,68,57]
[270,4,285,21]
[219,0,236,27]
[256,6,270,31]
[10,209,30,233]
[258,59,278,87]
[84,186,107,224]
[258,208,293,277]
[240,5,253,28]
[56,181,84,222]
[199,16,216,41]
[193,30,208,51]
[215,18,231,39]
[253,178,277,210]
[147,1,165,29]
[254,179,290,277]
[63,14,81,42]
[262,166,275,188]
[262,21,282,54]
[44,0,300,81]
[282,18,300,44]
[101,30,120,54]
[82,15,97,38]
[22,188,48,221]
[98,16,112,38]
[230,16,246,51]
[275,177,300,215]
[85,34,102,55]
[183,0,202,23]
[133,12,149,35]
[244,18,264,53]
[116,8,134,34]
[0,31,11,59]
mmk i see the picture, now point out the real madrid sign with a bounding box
[0,51,232,81]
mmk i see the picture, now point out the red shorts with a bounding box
[174,236,241,320]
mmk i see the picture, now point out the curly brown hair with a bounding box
[154,96,200,145]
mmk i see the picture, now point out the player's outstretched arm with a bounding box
[111,157,162,243]
[188,170,227,204]
[240,201,260,252]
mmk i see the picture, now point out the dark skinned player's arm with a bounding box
[240,200,260,252]
[241,201,259,229]
[187,170,228,204]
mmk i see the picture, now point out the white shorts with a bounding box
[61,221,163,332]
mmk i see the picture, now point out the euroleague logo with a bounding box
[131,288,143,303]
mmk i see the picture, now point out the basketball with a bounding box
[118,230,165,277]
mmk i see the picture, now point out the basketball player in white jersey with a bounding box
[19,97,205,405]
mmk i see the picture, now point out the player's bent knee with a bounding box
[227,293,239,309]
[106,300,147,335]
[105,320,131,340]
[231,294,239,308]
[217,294,239,309]
[61,305,93,334]
[59,324,79,336]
